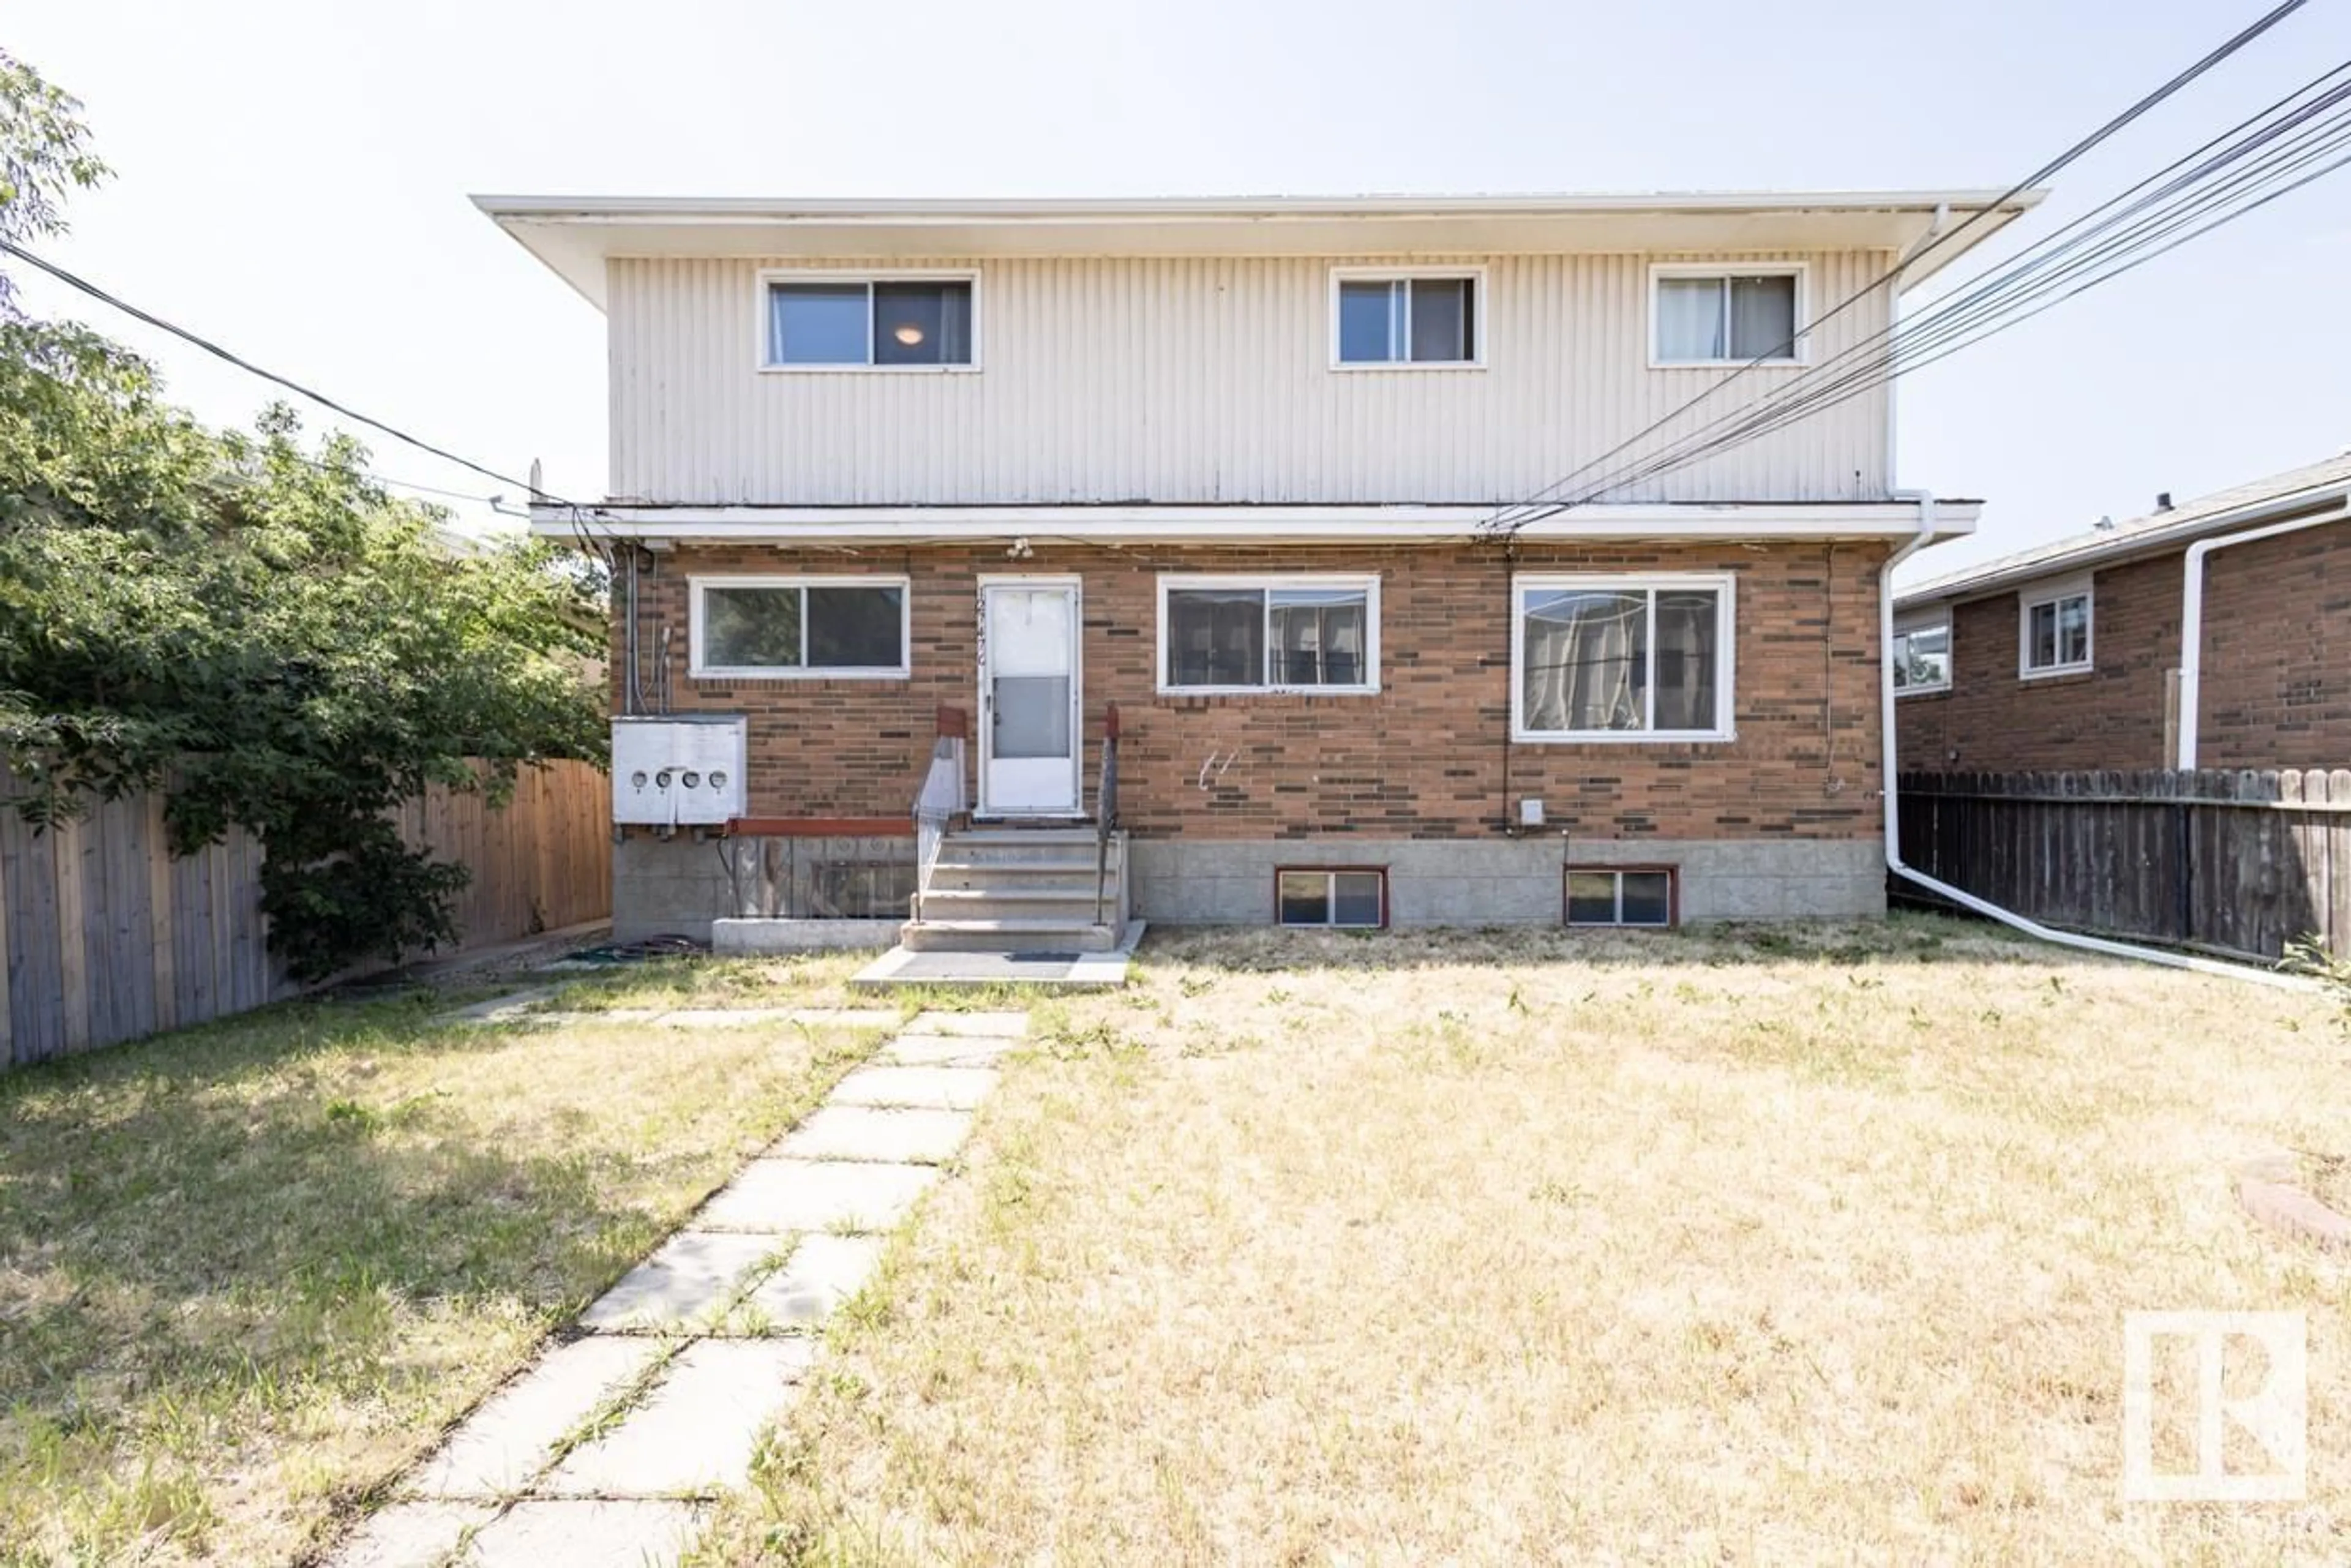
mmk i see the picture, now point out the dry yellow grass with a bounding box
[0,953,893,1566]
[703,918,2351,1565]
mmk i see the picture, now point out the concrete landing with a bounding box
[852,924,1143,990]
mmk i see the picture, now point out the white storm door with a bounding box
[979,581,1082,815]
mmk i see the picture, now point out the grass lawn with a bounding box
[0,951,904,1567]
[702,917,2351,1564]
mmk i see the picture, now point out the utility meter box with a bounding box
[612,716,748,827]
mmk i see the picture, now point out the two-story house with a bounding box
[479,190,2034,948]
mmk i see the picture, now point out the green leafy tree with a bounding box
[0,58,606,980]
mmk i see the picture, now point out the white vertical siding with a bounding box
[607,251,1893,506]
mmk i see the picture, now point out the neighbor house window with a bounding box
[1566,867,1676,928]
[1652,267,1802,364]
[763,275,975,367]
[2019,582,2092,677]
[1894,613,1952,694]
[1278,869,1387,928]
[1333,271,1480,365]
[689,576,910,678]
[1513,575,1734,741]
[1159,575,1379,693]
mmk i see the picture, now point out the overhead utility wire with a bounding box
[1505,62,2351,516]
[0,236,580,509]
[1479,0,2315,536]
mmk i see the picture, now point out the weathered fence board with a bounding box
[0,761,612,1068]
[1900,768,2349,962]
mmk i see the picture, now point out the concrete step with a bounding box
[952,825,1102,844]
[917,890,1116,923]
[928,857,1104,877]
[938,834,1125,868]
[899,917,1120,954]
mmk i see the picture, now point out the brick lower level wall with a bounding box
[618,538,1890,841]
[1897,517,2351,771]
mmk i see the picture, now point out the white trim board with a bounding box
[535,501,1980,546]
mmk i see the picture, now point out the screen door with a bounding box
[979,582,1081,815]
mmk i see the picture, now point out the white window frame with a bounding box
[688,574,913,680]
[1275,868,1388,929]
[1648,262,1809,369]
[1892,607,1952,697]
[1510,572,1738,744]
[1156,573,1382,696]
[2016,576,2094,680]
[1328,265,1487,371]
[756,269,982,373]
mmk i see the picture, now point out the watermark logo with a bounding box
[2123,1310,2306,1502]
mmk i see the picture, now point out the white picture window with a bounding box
[1278,869,1386,929]
[689,576,910,678]
[1894,612,1952,694]
[1652,266,1802,365]
[763,275,975,367]
[2019,582,2092,677]
[1513,575,1734,742]
[1332,271,1481,366]
[1158,575,1379,693]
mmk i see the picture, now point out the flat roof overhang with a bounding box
[474,189,2045,310]
[529,500,1979,547]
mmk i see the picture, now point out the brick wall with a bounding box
[1895,519,2351,771]
[617,538,1891,842]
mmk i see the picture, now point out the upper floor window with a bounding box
[1893,612,1952,694]
[1332,270,1481,367]
[1159,574,1379,694]
[763,274,975,368]
[2019,580,2092,678]
[689,576,910,678]
[1513,574,1735,743]
[1652,266,1802,366]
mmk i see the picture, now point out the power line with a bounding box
[0,236,579,508]
[1510,58,2351,517]
[1482,0,2317,536]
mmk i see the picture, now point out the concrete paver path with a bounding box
[328,1009,1026,1568]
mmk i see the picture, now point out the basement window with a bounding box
[2019,580,2092,678]
[1277,869,1387,929]
[1332,271,1482,366]
[689,576,910,678]
[763,274,975,367]
[1160,575,1379,693]
[1566,868,1676,928]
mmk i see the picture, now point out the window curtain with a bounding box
[1522,590,1646,731]
[1727,275,1796,361]
[1654,277,1725,361]
[1652,590,1719,730]
[1271,591,1367,685]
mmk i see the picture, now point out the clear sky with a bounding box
[10,0,2350,581]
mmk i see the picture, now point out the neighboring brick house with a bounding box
[478,190,2034,944]
[1894,454,2351,774]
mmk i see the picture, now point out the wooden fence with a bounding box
[1898,768,2351,962]
[0,762,612,1067]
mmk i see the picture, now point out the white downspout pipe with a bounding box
[2175,498,2350,770]
[1880,489,2312,988]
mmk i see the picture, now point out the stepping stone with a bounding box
[790,1007,905,1029]
[696,1158,940,1234]
[654,1007,794,1027]
[880,1033,1024,1067]
[830,1064,999,1111]
[737,1234,887,1329]
[328,1501,492,1568]
[543,1340,816,1498]
[907,1010,1029,1037]
[410,1337,658,1498]
[440,985,566,1025]
[580,1231,776,1331]
[461,1499,704,1567]
[776,1106,973,1165]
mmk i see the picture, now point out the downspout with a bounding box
[2175,498,2350,769]
[1879,489,2311,988]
